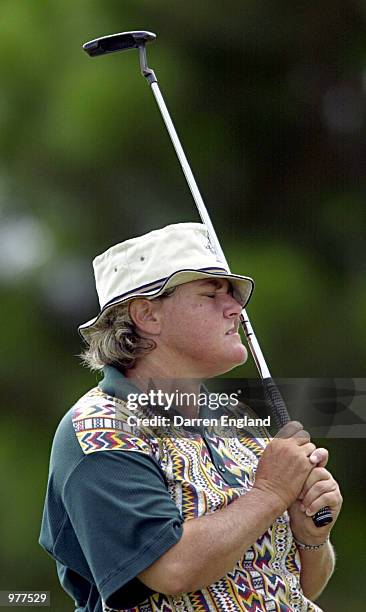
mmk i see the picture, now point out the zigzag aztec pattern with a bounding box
[74,388,323,612]
[72,388,153,456]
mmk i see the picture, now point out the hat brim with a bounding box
[78,267,254,341]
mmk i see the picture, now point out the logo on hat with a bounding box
[204,232,216,256]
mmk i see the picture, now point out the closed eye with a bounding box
[205,290,234,298]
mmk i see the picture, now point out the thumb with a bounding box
[309,447,328,467]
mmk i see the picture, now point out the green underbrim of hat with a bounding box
[78,268,254,342]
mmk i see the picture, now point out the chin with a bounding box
[230,346,248,370]
[226,336,248,363]
[211,346,248,377]
[232,343,248,365]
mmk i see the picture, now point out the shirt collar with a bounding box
[99,365,141,401]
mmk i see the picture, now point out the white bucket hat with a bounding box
[79,222,254,341]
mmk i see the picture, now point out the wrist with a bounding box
[289,511,333,547]
[294,535,330,551]
[250,484,287,517]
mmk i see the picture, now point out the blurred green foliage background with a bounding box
[0,1,365,610]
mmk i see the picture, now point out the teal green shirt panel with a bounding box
[62,450,183,609]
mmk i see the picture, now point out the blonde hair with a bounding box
[80,288,176,371]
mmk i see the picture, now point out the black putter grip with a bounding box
[263,377,333,528]
[263,377,290,429]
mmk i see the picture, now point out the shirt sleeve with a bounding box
[62,449,183,609]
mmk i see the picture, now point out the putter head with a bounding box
[82,31,156,57]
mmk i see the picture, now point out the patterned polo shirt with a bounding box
[39,366,323,612]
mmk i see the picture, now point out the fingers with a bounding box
[299,467,342,516]
[299,467,330,499]
[276,424,328,460]
[302,482,341,517]
[300,442,316,457]
[276,421,310,441]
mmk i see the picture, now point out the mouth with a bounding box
[225,327,239,336]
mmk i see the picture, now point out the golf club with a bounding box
[82,30,332,528]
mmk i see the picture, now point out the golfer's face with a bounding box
[158,278,247,377]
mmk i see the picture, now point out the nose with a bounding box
[223,293,242,319]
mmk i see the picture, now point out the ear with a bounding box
[129,299,162,336]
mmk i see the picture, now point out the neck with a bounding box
[126,358,202,418]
